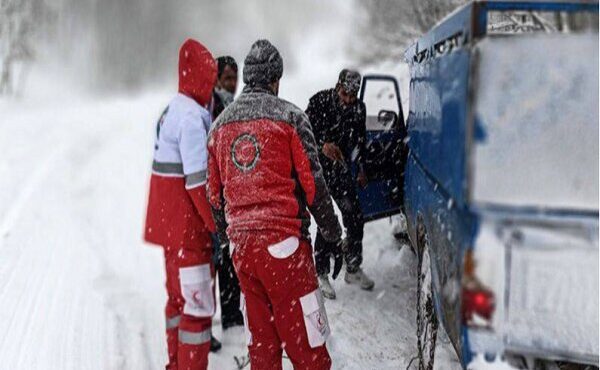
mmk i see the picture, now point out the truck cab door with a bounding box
[354,74,407,222]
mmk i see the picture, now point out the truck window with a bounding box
[362,79,401,131]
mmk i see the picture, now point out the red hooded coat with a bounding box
[144,39,217,250]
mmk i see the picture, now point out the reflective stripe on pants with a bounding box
[179,328,212,345]
[166,315,181,330]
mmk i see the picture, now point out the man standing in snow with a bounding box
[210,55,245,332]
[306,69,374,300]
[207,39,343,370]
[144,39,217,370]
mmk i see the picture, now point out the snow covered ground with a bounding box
[0,87,467,369]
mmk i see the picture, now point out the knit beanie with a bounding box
[243,39,283,87]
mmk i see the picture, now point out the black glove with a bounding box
[331,239,346,280]
[211,233,223,267]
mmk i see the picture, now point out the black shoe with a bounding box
[210,335,222,352]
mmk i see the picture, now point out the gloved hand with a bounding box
[331,238,347,280]
[211,233,223,267]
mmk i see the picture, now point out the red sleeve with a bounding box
[187,185,216,233]
[207,139,223,210]
[207,133,229,245]
[290,132,317,204]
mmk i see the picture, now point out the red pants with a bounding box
[232,236,332,370]
[163,244,213,370]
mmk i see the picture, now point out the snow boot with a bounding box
[210,335,222,352]
[318,274,336,300]
[392,213,410,244]
[345,268,375,291]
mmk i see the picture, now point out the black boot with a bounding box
[210,335,222,352]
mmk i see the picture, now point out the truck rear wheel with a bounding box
[416,231,438,370]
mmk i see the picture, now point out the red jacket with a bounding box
[207,86,341,249]
[144,39,217,249]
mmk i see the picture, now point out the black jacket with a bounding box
[306,89,367,172]
[212,91,226,119]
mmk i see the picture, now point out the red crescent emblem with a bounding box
[231,134,260,172]
[192,290,202,304]
[316,313,325,329]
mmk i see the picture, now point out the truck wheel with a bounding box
[416,232,438,370]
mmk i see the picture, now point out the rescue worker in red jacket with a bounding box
[207,39,343,370]
[144,39,217,370]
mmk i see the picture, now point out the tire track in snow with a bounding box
[0,143,71,361]
[0,107,158,369]
[0,139,84,367]
[0,145,67,245]
[66,127,156,370]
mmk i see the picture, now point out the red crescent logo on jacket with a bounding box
[315,311,327,334]
[231,133,260,172]
[192,290,202,305]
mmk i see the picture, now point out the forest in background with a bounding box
[0,0,465,96]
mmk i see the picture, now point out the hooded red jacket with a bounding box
[144,39,217,250]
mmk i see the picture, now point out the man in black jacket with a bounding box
[211,56,245,335]
[306,69,375,300]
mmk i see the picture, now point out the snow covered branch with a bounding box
[354,0,467,64]
[0,0,51,95]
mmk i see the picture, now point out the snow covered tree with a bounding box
[355,0,467,63]
[0,0,52,95]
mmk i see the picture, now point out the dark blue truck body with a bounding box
[358,1,599,368]
[403,1,598,367]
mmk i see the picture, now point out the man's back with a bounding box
[145,94,214,248]
[154,93,210,166]
[208,86,340,247]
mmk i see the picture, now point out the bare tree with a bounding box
[0,0,51,95]
[354,0,467,64]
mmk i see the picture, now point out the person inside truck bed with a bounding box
[306,69,375,299]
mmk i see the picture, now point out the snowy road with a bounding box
[0,95,170,369]
[0,92,465,369]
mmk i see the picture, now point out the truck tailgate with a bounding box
[505,221,599,364]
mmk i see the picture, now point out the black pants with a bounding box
[315,161,364,275]
[217,244,244,328]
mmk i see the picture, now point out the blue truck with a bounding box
[355,1,599,368]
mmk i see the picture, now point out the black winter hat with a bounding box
[243,39,283,87]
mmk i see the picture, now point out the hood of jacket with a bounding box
[178,39,217,107]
